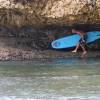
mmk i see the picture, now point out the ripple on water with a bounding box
[0,58,100,99]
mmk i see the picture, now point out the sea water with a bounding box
[0,57,100,100]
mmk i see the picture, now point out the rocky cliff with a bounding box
[0,0,100,27]
[0,0,100,60]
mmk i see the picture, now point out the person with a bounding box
[71,28,87,57]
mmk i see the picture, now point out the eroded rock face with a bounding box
[0,0,100,27]
[0,25,52,50]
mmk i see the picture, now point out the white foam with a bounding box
[51,76,79,80]
[0,96,100,100]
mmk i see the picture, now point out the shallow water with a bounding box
[0,57,100,100]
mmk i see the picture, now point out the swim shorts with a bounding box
[79,35,87,45]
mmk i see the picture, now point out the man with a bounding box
[71,28,87,57]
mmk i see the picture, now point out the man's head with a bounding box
[72,28,78,33]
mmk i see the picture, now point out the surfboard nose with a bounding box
[52,41,60,48]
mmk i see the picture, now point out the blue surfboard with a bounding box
[51,31,100,49]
